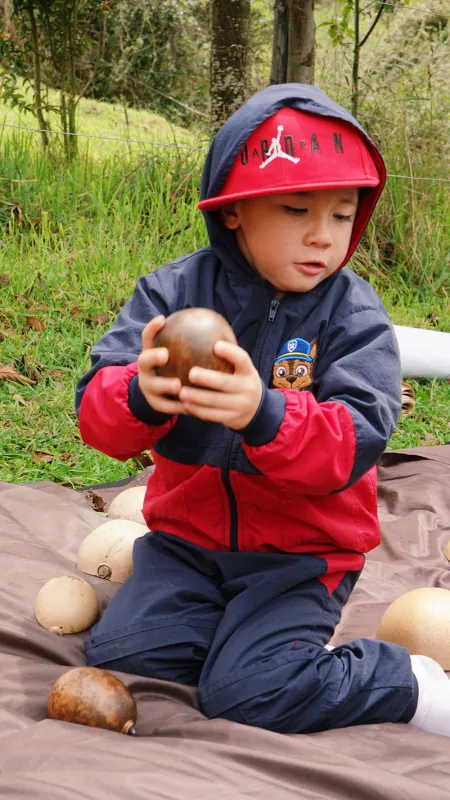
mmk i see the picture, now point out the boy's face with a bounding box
[221,187,359,292]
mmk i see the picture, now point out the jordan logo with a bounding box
[259,125,301,169]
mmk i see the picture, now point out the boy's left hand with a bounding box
[179,341,262,430]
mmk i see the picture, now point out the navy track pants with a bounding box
[84,531,418,734]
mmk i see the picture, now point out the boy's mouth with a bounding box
[293,261,326,276]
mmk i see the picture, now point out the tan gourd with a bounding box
[35,576,99,635]
[48,667,137,735]
[108,486,147,525]
[376,587,450,669]
[77,519,148,583]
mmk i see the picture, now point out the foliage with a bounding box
[0,99,448,483]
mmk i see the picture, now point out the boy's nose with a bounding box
[303,222,332,248]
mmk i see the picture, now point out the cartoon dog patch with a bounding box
[272,337,317,391]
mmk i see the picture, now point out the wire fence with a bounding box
[1,120,449,184]
[374,1,449,18]
[0,0,448,185]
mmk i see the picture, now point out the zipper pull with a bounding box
[268,298,279,322]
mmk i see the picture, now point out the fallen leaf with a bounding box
[25,363,40,383]
[133,451,153,469]
[70,305,80,318]
[10,204,23,226]
[85,313,110,325]
[48,369,64,381]
[423,433,440,445]
[107,293,113,305]
[12,393,27,405]
[25,316,45,332]
[400,381,415,416]
[37,273,46,292]
[15,293,29,306]
[59,452,75,465]
[33,451,54,463]
[119,297,126,308]
[0,327,24,341]
[84,488,106,512]
[0,364,36,385]
[0,273,10,286]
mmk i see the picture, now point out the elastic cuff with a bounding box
[128,374,173,426]
[239,383,286,447]
[400,672,419,723]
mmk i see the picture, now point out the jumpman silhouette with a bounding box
[259,125,300,169]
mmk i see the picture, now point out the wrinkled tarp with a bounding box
[0,444,449,799]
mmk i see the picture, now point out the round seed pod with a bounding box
[34,576,99,635]
[77,519,148,583]
[376,587,450,669]
[108,486,147,525]
[154,307,237,387]
[48,666,137,735]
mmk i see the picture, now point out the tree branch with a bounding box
[359,3,385,49]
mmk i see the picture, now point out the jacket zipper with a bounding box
[222,296,281,552]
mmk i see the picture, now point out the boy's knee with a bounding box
[85,651,144,677]
[198,683,301,733]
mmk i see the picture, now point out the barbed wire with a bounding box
[0,119,449,183]
[0,121,206,151]
[374,1,450,17]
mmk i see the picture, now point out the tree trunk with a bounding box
[271,0,315,85]
[351,0,360,116]
[3,0,13,32]
[210,0,251,134]
[270,0,288,85]
[67,0,78,160]
[26,0,49,148]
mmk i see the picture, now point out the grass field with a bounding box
[0,91,449,488]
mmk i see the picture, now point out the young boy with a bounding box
[75,83,450,737]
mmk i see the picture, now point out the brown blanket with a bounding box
[1,445,450,799]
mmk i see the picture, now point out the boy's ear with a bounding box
[220,202,241,230]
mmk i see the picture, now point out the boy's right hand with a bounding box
[137,316,184,416]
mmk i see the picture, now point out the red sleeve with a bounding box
[79,362,177,462]
[242,388,356,495]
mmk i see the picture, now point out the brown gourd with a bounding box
[154,307,237,387]
[48,666,137,735]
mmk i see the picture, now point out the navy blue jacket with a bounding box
[76,84,401,588]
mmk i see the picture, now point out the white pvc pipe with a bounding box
[393,325,450,379]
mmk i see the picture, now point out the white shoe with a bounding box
[409,654,450,736]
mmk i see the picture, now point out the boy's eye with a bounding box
[283,205,307,216]
[334,214,353,222]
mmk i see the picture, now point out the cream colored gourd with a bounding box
[376,587,450,669]
[77,519,148,583]
[107,486,147,524]
[35,576,99,635]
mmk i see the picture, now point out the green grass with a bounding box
[0,84,195,157]
[0,96,449,487]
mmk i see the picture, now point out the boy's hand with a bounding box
[179,341,263,430]
[138,316,184,416]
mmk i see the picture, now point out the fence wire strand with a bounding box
[0,121,205,151]
[0,121,449,183]
[374,2,450,18]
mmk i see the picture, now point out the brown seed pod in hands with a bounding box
[48,666,137,735]
[154,307,237,387]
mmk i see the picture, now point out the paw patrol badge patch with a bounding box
[272,337,317,391]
